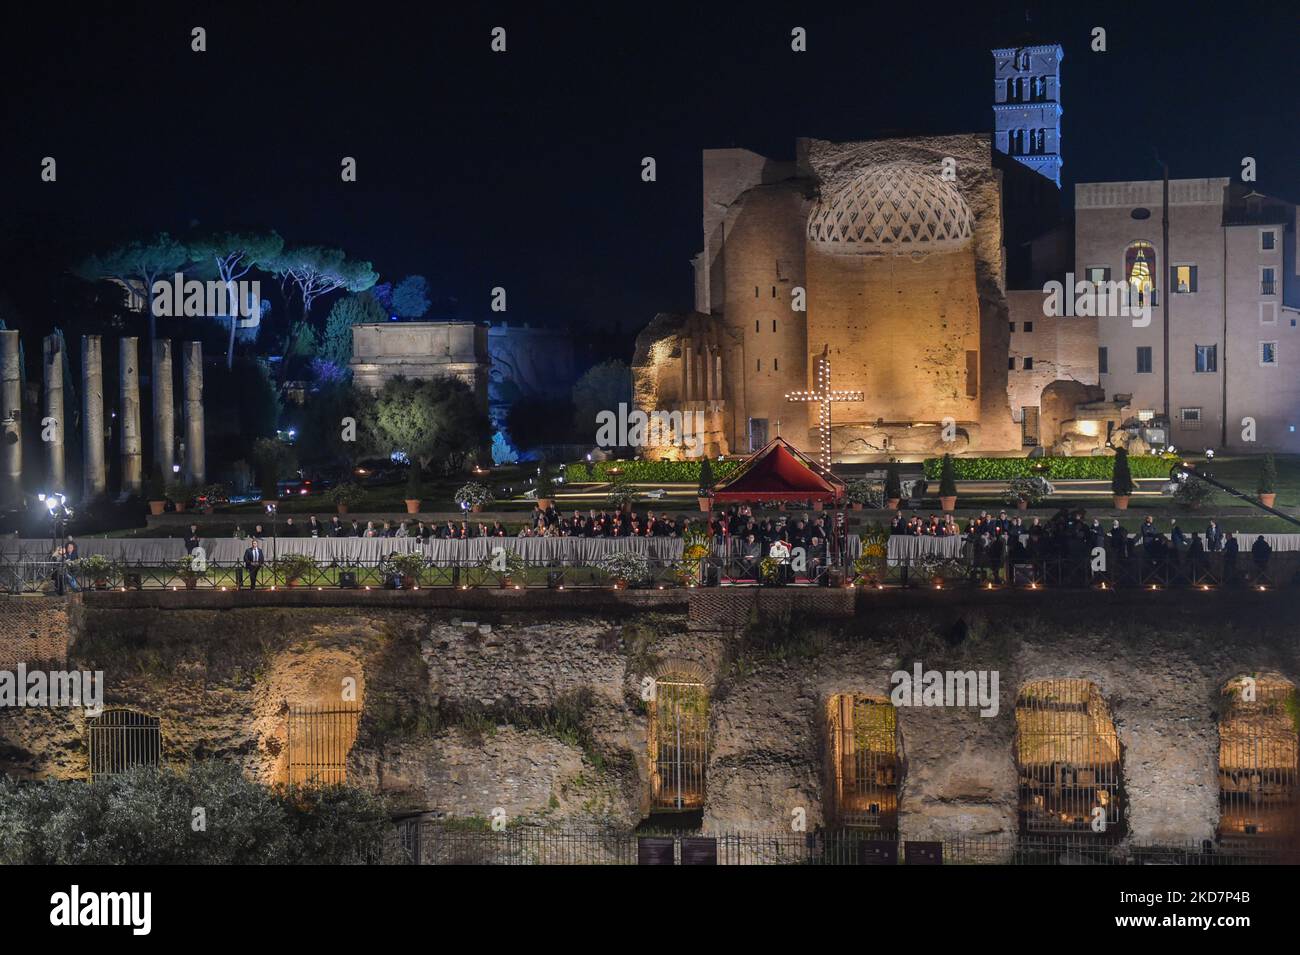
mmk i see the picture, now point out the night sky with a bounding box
[2,1,1296,351]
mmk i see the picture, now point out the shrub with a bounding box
[698,457,715,495]
[922,454,1174,480]
[604,477,637,510]
[1258,454,1277,494]
[846,479,884,507]
[145,465,165,501]
[164,481,194,503]
[938,454,958,497]
[884,461,902,500]
[67,555,118,585]
[535,460,556,499]
[454,482,494,509]
[476,547,527,584]
[328,482,365,507]
[1112,448,1134,496]
[1172,477,1214,509]
[275,553,318,582]
[383,551,428,582]
[1005,475,1054,505]
[579,458,738,484]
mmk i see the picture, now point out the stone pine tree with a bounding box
[186,230,284,369]
[264,246,378,365]
[75,233,193,343]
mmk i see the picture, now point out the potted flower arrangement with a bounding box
[383,551,428,589]
[176,553,207,590]
[454,481,494,514]
[1005,475,1053,510]
[404,468,424,515]
[846,479,884,511]
[328,482,364,515]
[884,461,903,509]
[1258,453,1277,508]
[697,457,715,513]
[69,554,118,591]
[938,454,958,512]
[917,553,963,589]
[477,548,527,588]
[758,556,784,587]
[1111,447,1134,510]
[274,553,318,588]
[852,523,890,586]
[595,550,652,589]
[535,461,556,511]
[146,466,167,516]
[165,481,193,514]
[679,524,712,586]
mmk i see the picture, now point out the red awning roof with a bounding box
[710,437,847,503]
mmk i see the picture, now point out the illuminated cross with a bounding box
[785,344,863,470]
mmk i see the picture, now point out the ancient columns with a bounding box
[119,336,142,496]
[152,339,174,478]
[42,335,64,493]
[182,341,205,485]
[0,330,21,506]
[82,335,106,500]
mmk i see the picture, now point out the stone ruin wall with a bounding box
[0,595,1296,845]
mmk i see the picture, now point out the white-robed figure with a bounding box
[768,539,792,562]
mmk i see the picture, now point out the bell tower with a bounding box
[992,44,1063,187]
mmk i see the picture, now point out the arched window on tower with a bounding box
[827,694,902,831]
[1125,242,1159,309]
[649,673,709,812]
[1218,675,1299,842]
[1015,680,1124,836]
[88,708,162,780]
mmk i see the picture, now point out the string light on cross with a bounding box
[785,344,863,470]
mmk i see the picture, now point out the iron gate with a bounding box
[830,695,901,829]
[286,702,361,786]
[650,679,708,811]
[1219,677,1299,841]
[1015,680,1124,835]
[87,708,162,779]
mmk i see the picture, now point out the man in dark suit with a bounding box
[183,523,201,552]
[243,538,265,590]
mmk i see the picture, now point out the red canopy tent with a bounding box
[709,436,847,504]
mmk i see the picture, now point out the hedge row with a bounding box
[922,455,1176,481]
[568,459,741,483]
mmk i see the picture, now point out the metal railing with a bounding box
[384,822,1295,865]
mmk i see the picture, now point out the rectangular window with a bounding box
[756,358,761,372]
[1009,322,1016,333]
[1261,302,1278,325]
[772,319,777,332]
[1194,344,1217,373]
[1023,356,1034,370]
[1180,407,1202,430]
[1086,266,1111,285]
[771,286,776,298]
[1098,346,1108,374]
[1261,229,1277,251]
[1171,265,1198,293]
[1262,267,1277,295]
[1008,357,1016,370]
[965,350,978,397]
[755,320,759,333]
[1261,342,1278,366]
[1023,321,1033,333]
[1137,409,1155,422]
[1136,346,1153,374]
[773,357,779,371]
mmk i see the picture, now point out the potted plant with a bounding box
[146,466,167,516]
[197,483,228,514]
[477,548,527,588]
[383,551,428,589]
[165,481,192,514]
[1005,475,1053,510]
[176,553,207,590]
[1258,453,1277,508]
[328,482,364,515]
[535,460,555,511]
[1111,447,1134,510]
[605,477,636,514]
[846,479,883,511]
[884,461,902,509]
[454,481,494,514]
[69,554,118,591]
[758,556,783,587]
[680,524,712,586]
[938,453,958,512]
[404,468,423,515]
[697,457,715,513]
[275,553,318,588]
[595,550,652,589]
